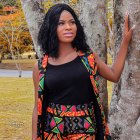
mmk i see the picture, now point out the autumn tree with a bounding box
[0,3,33,56]
[0,1,33,77]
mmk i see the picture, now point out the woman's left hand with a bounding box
[122,12,135,45]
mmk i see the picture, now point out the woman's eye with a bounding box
[58,22,64,25]
[71,21,76,24]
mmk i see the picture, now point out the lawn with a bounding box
[0,77,113,140]
[0,77,34,140]
[0,59,37,71]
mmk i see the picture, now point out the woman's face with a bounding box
[57,10,77,44]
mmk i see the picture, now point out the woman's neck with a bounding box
[48,43,78,64]
[58,43,76,58]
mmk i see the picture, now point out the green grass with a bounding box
[0,77,113,140]
[0,77,34,140]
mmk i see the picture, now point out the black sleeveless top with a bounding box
[44,56,95,105]
[44,55,104,139]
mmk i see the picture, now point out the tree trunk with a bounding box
[21,0,108,120]
[0,52,3,63]
[20,0,45,58]
[109,0,140,139]
[79,0,109,120]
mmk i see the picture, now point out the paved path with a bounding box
[0,69,32,78]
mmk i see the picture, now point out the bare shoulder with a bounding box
[32,61,39,82]
[32,61,39,107]
[33,61,39,73]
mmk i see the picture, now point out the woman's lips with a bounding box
[63,33,73,37]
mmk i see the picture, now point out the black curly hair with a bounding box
[38,3,90,58]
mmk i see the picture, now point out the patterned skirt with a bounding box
[43,101,97,140]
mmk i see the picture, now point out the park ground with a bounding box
[0,59,36,139]
[0,77,34,140]
[0,59,37,71]
[0,59,112,139]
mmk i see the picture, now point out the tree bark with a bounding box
[20,0,45,58]
[79,0,109,120]
[21,0,109,121]
[109,0,140,139]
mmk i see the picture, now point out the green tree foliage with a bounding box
[0,3,3,9]
[0,0,16,6]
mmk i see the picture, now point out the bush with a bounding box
[0,3,3,9]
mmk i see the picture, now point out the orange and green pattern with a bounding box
[37,50,111,140]
[43,101,96,139]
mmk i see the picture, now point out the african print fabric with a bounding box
[37,49,112,140]
[43,101,96,140]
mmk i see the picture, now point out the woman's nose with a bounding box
[65,23,71,30]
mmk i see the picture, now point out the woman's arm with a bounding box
[32,62,39,140]
[95,13,135,83]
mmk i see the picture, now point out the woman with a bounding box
[32,3,135,140]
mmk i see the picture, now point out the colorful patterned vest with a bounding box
[37,50,111,140]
